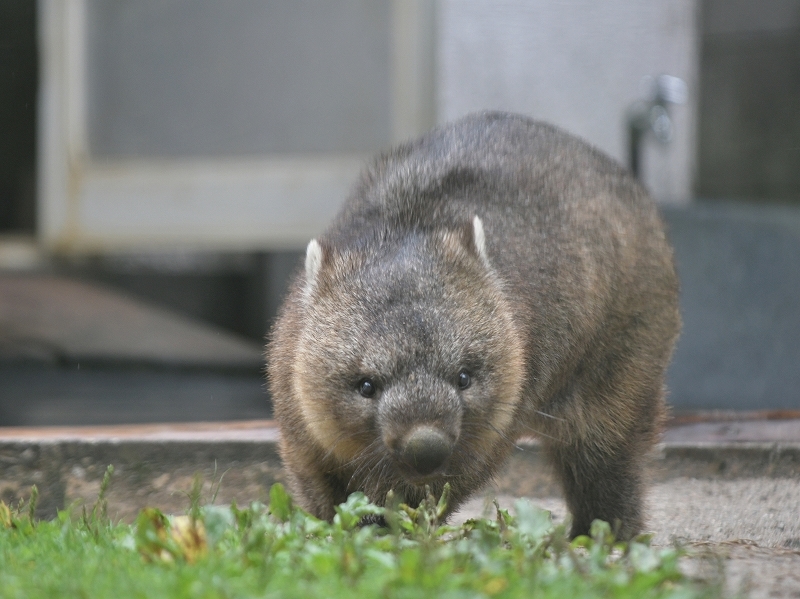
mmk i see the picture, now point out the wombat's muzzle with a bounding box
[399,426,453,476]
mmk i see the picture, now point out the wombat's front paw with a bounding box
[358,514,388,529]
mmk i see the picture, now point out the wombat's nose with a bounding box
[401,426,452,476]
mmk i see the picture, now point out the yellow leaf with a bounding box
[0,501,12,528]
[484,577,508,595]
[170,516,208,563]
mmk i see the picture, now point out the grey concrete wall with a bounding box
[437,0,700,205]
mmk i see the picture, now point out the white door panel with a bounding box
[37,0,436,252]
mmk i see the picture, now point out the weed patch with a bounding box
[0,479,722,598]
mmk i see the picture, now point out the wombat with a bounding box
[268,112,680,539]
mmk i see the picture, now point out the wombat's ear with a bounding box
[304,239,325,296]
[471,216,491,269]
[441,216,492,270]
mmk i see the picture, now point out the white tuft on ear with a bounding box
[304,239,323,293]
[472,216,491,269]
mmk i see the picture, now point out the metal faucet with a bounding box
[627,75,687,179]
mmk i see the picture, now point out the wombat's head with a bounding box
[291,216,526,510]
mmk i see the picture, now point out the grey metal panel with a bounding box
[664,202,800,410]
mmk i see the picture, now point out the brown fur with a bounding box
[267,112,680,538]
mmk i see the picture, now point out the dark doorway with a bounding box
[697,0,800,204]
[0,0,38,234]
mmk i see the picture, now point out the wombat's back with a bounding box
[330,111,679,411]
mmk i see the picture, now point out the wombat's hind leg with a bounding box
[545,440,645,540]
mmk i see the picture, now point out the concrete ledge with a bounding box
[0,420,279,442]
[1,419,798,522]
[654,442,800,479]
[492,441,800,501]
[0,422,281,520]
[0,275,264,371]
[0,437,283,521]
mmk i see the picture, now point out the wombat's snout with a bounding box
[400,426,453,476]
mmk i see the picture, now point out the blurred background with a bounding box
[1,0,798,426]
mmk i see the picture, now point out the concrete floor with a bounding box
[456,476,800,599]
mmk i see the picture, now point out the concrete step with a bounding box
[0,274,264,370]
[0,274,270,426]
[0,367,271,426]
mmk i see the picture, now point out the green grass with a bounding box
[0,474,721,599]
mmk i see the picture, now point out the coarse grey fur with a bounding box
[268,111,680,539]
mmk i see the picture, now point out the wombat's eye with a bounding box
[457,370,471,390]
[358,378,377,398]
